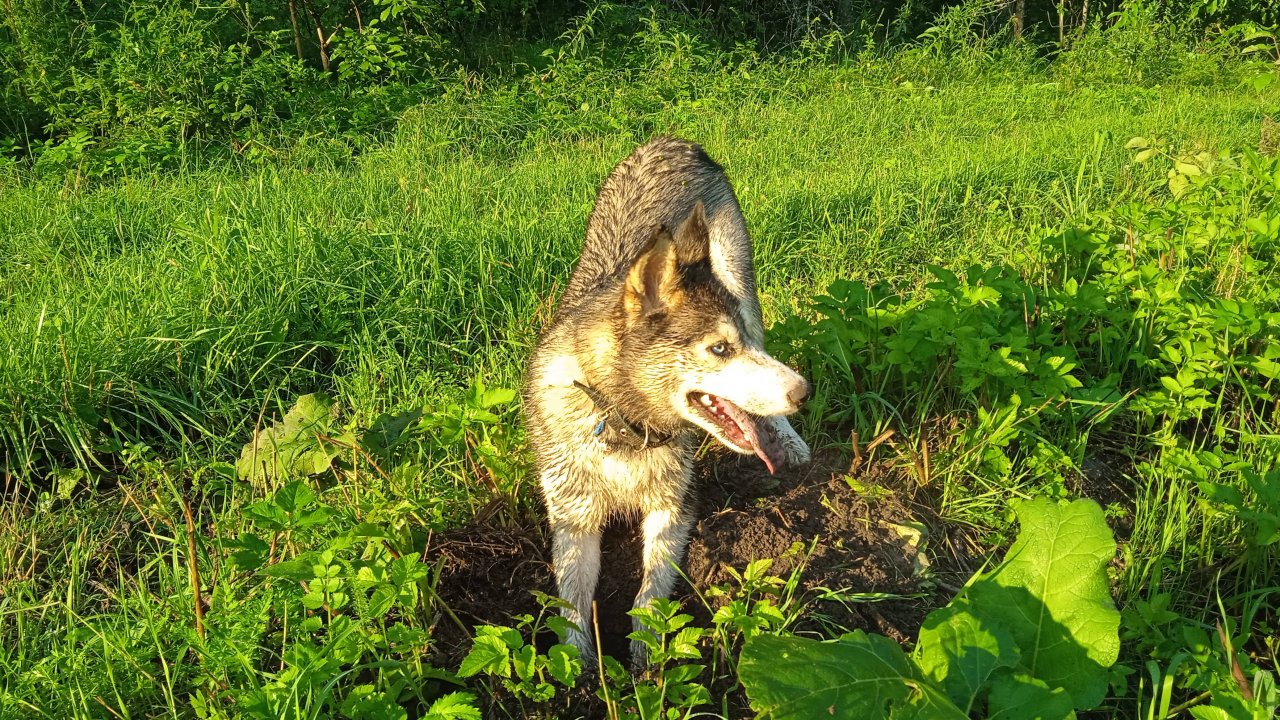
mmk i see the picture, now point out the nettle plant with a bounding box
[601,599,714,720]
[237,383,528,520]
[453,554,805,720]
[190,385,523,718]
[456,591,585,706]
[213,478,474,719]
[456,593,718,720]
[771,146,1280,507]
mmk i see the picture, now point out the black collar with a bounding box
[572,380,675,450]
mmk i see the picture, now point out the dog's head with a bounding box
[615,203,809,472]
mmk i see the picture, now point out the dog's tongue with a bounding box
[746,415,785,475]
[719,401,784,475]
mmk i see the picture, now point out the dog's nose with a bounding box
[789,380,811,408]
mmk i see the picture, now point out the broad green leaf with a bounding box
[670,626,703,658]
[544,614,578,639]
[739,631,966,719]
[236,393,338,482]
[457,634,509,678]
[1187,708,1233,720]
[546,644,581,687]
[361,409,423,456]
[479,387,516,408]
[227,533,269,572]
[243,499,287,530]
[634,683,663,720]
[340,684,408,720]
[390,555,430,586]
[512,644,536,682]
[485,625,523,651]
[262,557,316,581]
[367,585,396,618]
[664,664,704,684]
[965,498,1119,709]
[422,692,482,720]
[1174,160,1203,176]
[1247,356,1280,380]
[293,506,332,528]
[274,480,316,513]
[466,408,501,424]
[1197,482,1244,510]
[988,671,1076,720]
[914,603,1020,711]
[346,523,393,540]
[53,468,84,500]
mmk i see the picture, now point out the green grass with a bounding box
[2,67,1271,477]
[1,49,1278,718]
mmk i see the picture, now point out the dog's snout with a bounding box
[789,379,812,408]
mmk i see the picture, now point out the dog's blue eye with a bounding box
[709,342,729,357]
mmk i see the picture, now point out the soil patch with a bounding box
[429,449,966,718]
[683,451,941,645]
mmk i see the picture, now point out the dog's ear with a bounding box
[673,201,710,265]
[624,227,682,318]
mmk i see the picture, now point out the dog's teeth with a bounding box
[700,394,713,406]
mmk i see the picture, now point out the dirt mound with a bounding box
[429,449,962,717]
[683,451,938,645]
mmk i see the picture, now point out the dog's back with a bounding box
[559,138,762,341]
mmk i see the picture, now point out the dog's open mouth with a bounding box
[688,392,784,474]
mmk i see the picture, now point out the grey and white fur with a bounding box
[523,137,811,665]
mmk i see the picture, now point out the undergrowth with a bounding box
[2,6,1280,718]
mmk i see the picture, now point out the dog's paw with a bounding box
[765,415,811,467]
[782,432,811,466]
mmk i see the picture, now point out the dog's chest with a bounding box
[542,429,692,517]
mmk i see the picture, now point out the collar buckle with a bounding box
[572,380,674,449]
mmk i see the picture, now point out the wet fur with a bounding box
[523,137,811,664]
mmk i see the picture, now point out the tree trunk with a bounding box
[315,26,331,73]
[1058,0,1066,48]
[298,0,333,74]
[288,0,304,60]
[1011,0,1025,39]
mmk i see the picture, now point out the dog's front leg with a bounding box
[630,505,693,667]
[551,522,602,660]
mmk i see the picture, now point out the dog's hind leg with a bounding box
[630,505,693,666]
[550,522,602,660]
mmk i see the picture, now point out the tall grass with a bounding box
[3,61,1274,484]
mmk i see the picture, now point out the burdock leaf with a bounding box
[988,670,1077,719]
[739,631,966,719]
[914,603,1020,711]
[236,393,338,482]
[964,498,1120,709]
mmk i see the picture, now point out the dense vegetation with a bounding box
[2,0,1279,718]
[3,0,1277,172]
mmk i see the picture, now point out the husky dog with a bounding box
[523,137,811,664]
